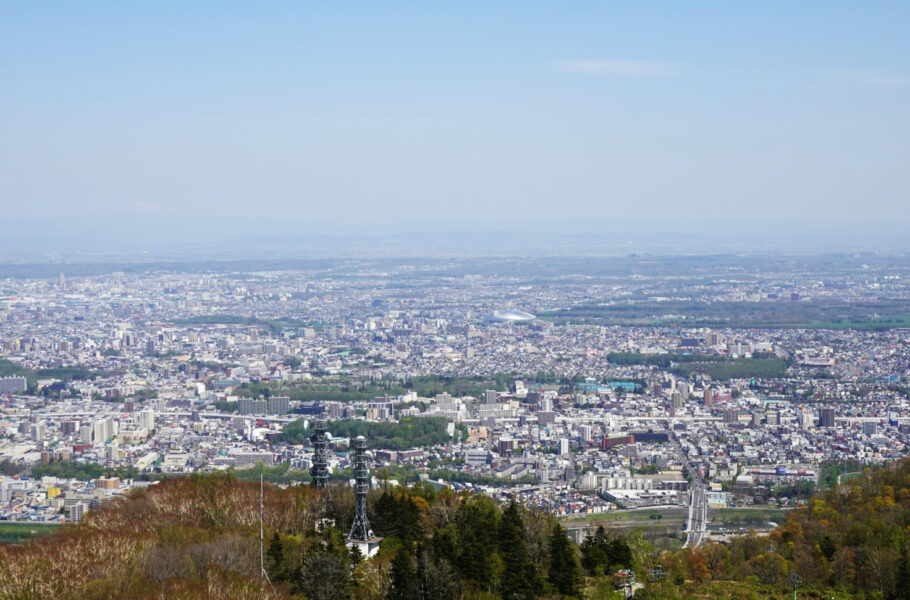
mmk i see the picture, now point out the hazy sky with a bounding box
[2,2,909,237]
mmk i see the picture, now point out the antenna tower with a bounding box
[260,474,265,584]
[348,436,374,541]
[310,419,329,489]
[258,475,276,598]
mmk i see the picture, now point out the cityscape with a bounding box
[3,2,910,599]
[2,256,908,542]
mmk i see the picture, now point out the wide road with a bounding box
[683,482,708,548]
[666,424,708,548]
[32,410,297,423]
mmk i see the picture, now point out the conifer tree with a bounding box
[453,497,500,585]
[499,501,540,600]
[389,547,420,600]
[547,524,580,597]
[266,532,287,582]
[417,543,458,600]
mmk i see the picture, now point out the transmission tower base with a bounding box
[346,537,383,559]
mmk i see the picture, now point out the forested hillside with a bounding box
[0,474,631,600]
[6,461,910,600]
[639,459,910,599]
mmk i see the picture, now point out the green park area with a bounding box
[606,352,790,380]
[0,522,62,544]
[542,299,910,331]
[563,506,789,532]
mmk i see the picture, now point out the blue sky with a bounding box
[1,2,908,239]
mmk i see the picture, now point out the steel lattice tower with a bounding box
[348,436,374,541]
[310,420,329,489]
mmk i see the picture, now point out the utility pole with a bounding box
[260,474,264,586]
[648,565,667,600]
[768,540,777,585]
[790,573,802,600]
[258,474,275,598]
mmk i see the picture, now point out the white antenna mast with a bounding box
[260,473,264,586]
[258,474,277,598]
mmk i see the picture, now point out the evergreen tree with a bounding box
[548,524,580,597]
[374,490,423,542]
[418,544,458,600]
[895,548,910,600]
[266,532,287,582]
[580,528,608,575]
[606,537,632,570]
[389,547,420,600]
[453,497,500,585]
[298,551,352,600]
[580,526,632,576]
[350,542,364,565]
[498,501,540,600]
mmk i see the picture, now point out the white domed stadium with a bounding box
[486,309,537,323]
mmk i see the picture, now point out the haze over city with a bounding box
[2,2,909,259]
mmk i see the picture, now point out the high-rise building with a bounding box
[91,417,114,444]
[30,423,45,442]
[0,377,27,394]
[498,438,514,456]
[579,425,593,441]
[798,408,814,429]
[558,438,570,455]
[366,401,394,421]
[819,408,836,428]
[705,332,723,346]
[677,381,690,398]
[672,391,684,408]
[267,396,290,415]
[703,388,714,408]
[238,398,267,415]
[722,410,738,424]
[69,502,86,522]
[138,410,155,431]
[484,390,498,404]
[862,421,878,436]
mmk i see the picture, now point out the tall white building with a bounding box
[30,423,46,442]
[138,410,155,431]
[69,502,86,522]
[90,417,115,445]
[0,377,27,394]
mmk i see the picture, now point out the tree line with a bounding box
[279,416,452,450]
